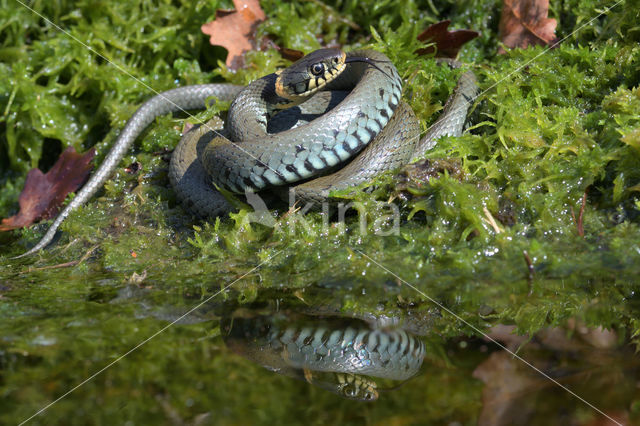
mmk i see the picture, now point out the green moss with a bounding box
[1,0,640,423]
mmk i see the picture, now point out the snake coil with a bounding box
[16,48,477,257]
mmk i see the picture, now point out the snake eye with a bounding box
[342,385,358,398]
[310,62,325,76]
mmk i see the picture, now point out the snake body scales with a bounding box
[18,48,477,257]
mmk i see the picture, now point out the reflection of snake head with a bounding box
[335,372,379,401]
[302,368,379,401]
[300,368,380,401]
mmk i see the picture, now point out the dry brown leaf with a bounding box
[473,347,630,426]
[499,0,558,53]
[0,146,95,231]
[201,0,266,70]
[477,324,630,425]
[416,20,480,58]
[277,47,305,62]
[473,352,544,426]
[582,411,630,426]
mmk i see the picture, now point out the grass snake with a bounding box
[18,48,477,257]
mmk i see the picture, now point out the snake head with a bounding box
[340,381,379,401]
[335,373,379,401]
[275,48,347,101]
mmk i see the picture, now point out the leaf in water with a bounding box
[201,0,266,70]
[0,147,95,231]
[499,0,558,53]
[416,20,480,58]
[473,351,544,426]
[475,325,629,426]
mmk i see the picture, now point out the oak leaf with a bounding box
[499,0,558,53]
[0,147,95,231]
[416,20,480,58]
[201,0,266,70]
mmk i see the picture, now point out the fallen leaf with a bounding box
[582,411,629,426]
[473,352,545,426]
[477,324,632,425]
[416,20,480,58]
[201,0,266,70]
[483,324,528,351]
[499,0,558,53]
[566,319,618,349]
[0,146,95,231]
[277,47,305,62]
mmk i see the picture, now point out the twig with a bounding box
[2,85,17,119]
[570,189,588,237]
[26,245,99,272]
[482,206,504,233]
[523,250,534,295]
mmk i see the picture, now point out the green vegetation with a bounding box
[1,0,639,424]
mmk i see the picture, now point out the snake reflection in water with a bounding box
[222,302,430,401]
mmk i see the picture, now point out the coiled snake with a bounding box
[17,48,477,257]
